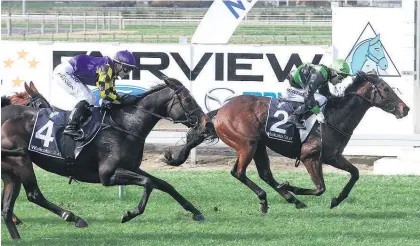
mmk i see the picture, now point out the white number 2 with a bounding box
[35,120,54,147]
[269,110,289,134]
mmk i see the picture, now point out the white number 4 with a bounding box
[35,120,54,147]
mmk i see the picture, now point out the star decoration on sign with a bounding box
[28,58,39,69]
[3,58,14,68]
[17,50,28,59]
[12,77,24,87]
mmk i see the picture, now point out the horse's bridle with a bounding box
[326,79,396,138]
[134,86,202,127]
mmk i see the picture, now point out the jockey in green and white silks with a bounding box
[286,59,351,130]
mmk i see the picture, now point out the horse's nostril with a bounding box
[403,106,410,115]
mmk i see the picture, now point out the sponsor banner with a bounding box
[1,42,52,100]
[191,0,259,44]
[0,41,416,135]
[190,45,330,112]
[332,5,416,134]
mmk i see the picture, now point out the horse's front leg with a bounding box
[327,155,359,208]
[100,167,204,223]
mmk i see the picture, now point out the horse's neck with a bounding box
[326,95,371,136]
[116,94,169,137]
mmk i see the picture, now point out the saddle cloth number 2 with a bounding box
[270,109,289,134]
[35,120,55,147]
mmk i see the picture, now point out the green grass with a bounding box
[3,168,419,245]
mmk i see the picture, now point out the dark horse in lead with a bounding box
[1,78,211,240]
[164,71,410,212]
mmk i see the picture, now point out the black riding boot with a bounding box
[287,104,307,130]
[63,100,90,139]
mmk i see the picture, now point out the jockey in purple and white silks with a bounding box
[52,50,138,139]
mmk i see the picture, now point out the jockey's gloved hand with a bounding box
[120,94,138,105]
[100,101,112,114]
[311,105,321,114]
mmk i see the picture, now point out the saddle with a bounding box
[265,95,325,144]
[29,108,106,176]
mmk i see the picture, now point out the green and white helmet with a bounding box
[331,59,350,76]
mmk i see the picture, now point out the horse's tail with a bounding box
[1,148,26,157]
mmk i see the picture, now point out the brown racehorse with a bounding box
[164,71,410,213]
[1,83,37,227]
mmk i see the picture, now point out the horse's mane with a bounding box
[7,92,30,105]
[344,71,381,94]
[135,83,168,101]
[135,78,184,101]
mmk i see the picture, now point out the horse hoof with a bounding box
[330,198,340,209]
[295,202,307,209]
[120,211,133,223]
[260,203,269,215]
[75,219,88,228]
[193,213,205,222]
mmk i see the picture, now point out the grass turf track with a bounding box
[2,168,419,245]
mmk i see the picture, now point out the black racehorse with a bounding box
[163,71,410,212]
[1,77,211,240]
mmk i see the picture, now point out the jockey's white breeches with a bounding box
[51,61,96,110]
[286,87,327,107]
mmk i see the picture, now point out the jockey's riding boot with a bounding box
[64,100,90,139]
[287,114,306,130]
[287,104,307,130]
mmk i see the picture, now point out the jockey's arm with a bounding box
[96,64,121,104]
[304,70,327,105]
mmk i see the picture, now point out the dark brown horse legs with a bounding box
[286,157,326,196]
[1,171,22,239]
[329,155,359,208]
[253,144,307,209]
[18,160,88,229]
[1,180,22,226]
[230,145,270,214]
[105,168,204,223]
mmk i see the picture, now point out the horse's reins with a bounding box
[325,79,395,138]
[105,86,202,138]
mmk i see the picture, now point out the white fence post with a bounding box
[70,13,73,33]
[119,185,124,199]
[55,14,59,34]
[7,12,11,36]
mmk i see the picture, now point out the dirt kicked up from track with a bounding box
[140,143,378,175]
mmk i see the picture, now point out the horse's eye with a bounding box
[384,88,389,93]
[375,48,379,51]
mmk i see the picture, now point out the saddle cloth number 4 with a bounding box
[35,120,55,148]
[270,109,289,134]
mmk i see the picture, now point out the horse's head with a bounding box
[344,71,409,119]
[24,81,52,108]
[161,77,211,132]
[368,34,388,70]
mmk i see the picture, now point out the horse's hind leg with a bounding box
[1,182,22,225]
[18,158,88,228]
[230,143,271,215]
[253,143,307,209]
[1,171,22,239]
[102,167,204,223]
[328,155,359,209]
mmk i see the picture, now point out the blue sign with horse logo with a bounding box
[345,22,400,77]
[91,85,147,106]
